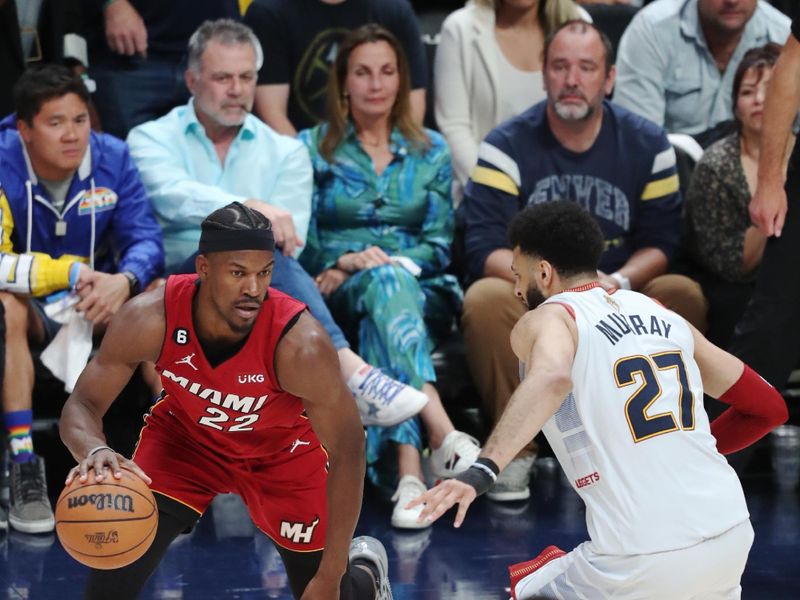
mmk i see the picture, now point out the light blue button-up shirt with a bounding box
[127,99,312,271]
[614,0,790,135]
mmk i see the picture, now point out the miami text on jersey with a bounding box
[161,368,268,414]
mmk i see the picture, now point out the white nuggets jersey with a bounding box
[537,283,749,555]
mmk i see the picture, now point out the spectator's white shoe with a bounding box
[349,535,393,599]
[347,366,429,427]
[487,454,536,502]
[391,475,430,530]
[429,431,481,480]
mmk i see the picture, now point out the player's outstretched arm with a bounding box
[60,287,166,485]
[275,311,366,599]
[690,324,788,454]
[410,304,577,527]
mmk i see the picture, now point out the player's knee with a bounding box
[643,275,708,332]
[362,264,419,301]
[463,277,522,327]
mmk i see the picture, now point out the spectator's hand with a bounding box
[75,271,131,325]
[244,199,304,256]
[336,247,392,272]
[104,0,147,58]
[406,479,477,528]
[315,268,349,297]
[596,271,619,293]
[750,179,787,238]
[65,448,151,485]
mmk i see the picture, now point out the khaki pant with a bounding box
[461,275,708,457]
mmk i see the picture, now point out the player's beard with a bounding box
[525,284,546,310]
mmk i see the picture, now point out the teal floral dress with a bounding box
[298,123,463,488]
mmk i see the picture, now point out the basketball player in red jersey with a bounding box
[59,202,393,600]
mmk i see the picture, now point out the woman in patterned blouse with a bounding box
[298,25,480,530]
[685,43,783,347]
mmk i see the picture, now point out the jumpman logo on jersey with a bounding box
[175,353,198,371]
[289,438,311,453]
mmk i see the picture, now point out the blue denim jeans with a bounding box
[177,251,349,350]
[90,54,190,140]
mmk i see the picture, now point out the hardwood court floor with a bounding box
[1,457,798,599]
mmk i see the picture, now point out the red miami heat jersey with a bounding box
[153,274,315,459]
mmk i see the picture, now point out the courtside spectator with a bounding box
[84,0,240,138]
[685,44,782,347]
[0,65,164,533]
[244,0,427,135]
[127,19,429,430]
[614,0,789,138]
[435,0,586,204]
[462,21,704,502]
[299,25,479,529]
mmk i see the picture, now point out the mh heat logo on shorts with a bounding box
[78,187,118,215]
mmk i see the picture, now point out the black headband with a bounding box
[198,228,275,254]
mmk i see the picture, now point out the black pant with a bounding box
[729,166,800,389]
[85,494,375,600]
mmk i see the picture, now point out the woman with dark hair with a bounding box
[684,43,786,347]
[298,25,480,530]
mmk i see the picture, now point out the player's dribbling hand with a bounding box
[65,449,152,486]
[406,479,477,528]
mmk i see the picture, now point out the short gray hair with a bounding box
[187,19,264,73]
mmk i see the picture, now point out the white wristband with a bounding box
[86,445,113,459]
[609,272,631,290]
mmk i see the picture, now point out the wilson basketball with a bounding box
[55,468,158,570]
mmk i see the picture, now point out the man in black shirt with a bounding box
[728,17,800,394]
[85,0,240,138]
[244,0,427,135]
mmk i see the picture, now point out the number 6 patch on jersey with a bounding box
[173,328,190,345]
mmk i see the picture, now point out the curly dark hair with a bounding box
[508,200,604,277]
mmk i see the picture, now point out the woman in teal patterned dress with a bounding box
[298,25,480,529]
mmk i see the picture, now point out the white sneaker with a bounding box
[487,454,536,502]
[429,431,481,480]
[347,366,429,427]
[349,536,393,600]
[390,475,429,530]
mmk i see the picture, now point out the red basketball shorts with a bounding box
[132,403,329,552]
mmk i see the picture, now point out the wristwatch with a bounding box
[121,271,141,296]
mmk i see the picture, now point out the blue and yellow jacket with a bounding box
[0,114,164,297]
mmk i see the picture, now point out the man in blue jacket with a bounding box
[0,65,164,534]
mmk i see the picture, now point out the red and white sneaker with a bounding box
[508,545,566,600]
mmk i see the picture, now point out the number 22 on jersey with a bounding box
[614,351,695,443]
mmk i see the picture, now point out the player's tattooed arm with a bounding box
[276,311,366,596]
[60,287,166,485]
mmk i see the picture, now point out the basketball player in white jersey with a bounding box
[409,200,789,599]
